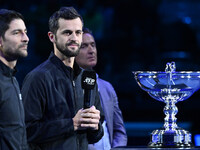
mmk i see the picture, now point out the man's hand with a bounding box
[73,106,100,131]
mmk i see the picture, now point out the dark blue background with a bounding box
[1,0,200,146]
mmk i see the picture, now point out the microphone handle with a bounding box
[84,89,91,109]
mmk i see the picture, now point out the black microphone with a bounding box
[81,70,96,109]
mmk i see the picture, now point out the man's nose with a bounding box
[22,33,29,42]
[88,45,95,53]
[70,32,78,41]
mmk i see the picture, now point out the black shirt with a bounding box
[0,60,28,150]
[22,53,104,150]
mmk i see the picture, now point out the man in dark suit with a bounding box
[76,28,127,150]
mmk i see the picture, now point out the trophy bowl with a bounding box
[134,62,200,148]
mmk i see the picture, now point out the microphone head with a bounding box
[81,70,96,90]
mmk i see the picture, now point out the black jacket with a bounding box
[0,60,28,150]
[22,53,104,150]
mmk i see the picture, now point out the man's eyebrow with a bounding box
[11,29,27,32]
[61,30,72,33]
[63,29,71,32]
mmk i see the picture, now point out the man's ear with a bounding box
[48,32,55,43]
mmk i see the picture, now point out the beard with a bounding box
[3,44,28,61]
[55,40,80,57]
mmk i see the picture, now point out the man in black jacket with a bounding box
[0,9,29,149]
[22,7,104,150]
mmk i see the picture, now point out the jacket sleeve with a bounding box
[22,72,74,144]
[111,85,128,147]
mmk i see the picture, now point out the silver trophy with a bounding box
[134,62,200,148]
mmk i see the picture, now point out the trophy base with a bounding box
[148,127,194,148]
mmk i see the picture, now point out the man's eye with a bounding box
[65,32,70,35]
[81,44,87,49]
[13,32,19,35]
[76,31,82,35]
[91,43,96,47]
[64,31,72,35]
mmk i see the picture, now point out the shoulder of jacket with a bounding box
[98,77,112,85]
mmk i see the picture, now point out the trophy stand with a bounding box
[148,97,193,148]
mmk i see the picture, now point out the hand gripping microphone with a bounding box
[81,70,96,109]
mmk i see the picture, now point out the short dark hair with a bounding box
[0,9,24,38]
[49,7,83,34]
[83,28,93,35]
